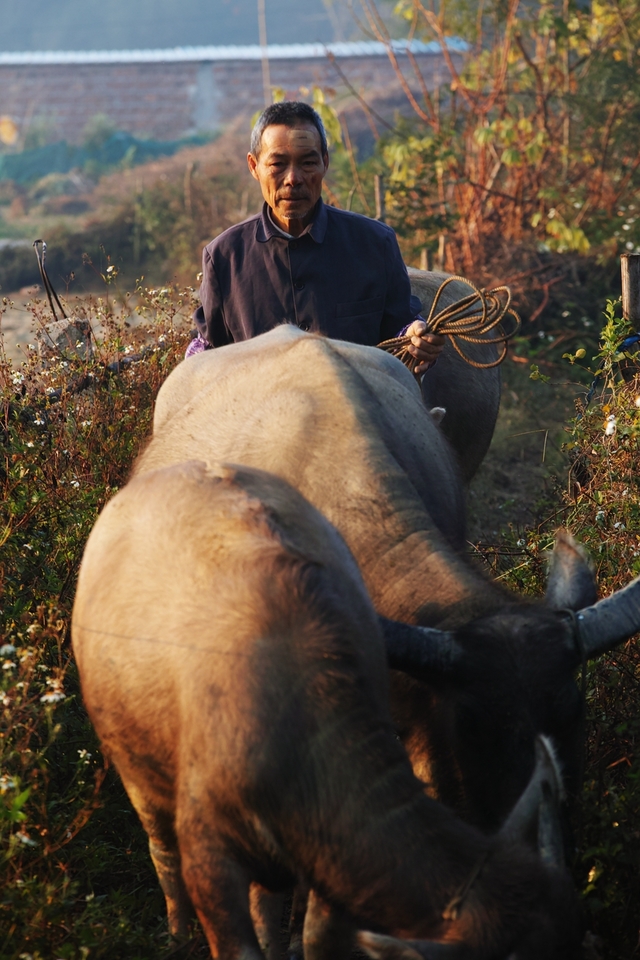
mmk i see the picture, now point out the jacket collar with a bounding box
[256,198,327,243]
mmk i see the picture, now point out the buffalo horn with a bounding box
[537,781,565,868]
[575,574,640,659]
[379,617,462,677]
[357,930,469,960]
[499,735,564,850]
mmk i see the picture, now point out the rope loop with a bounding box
[378,275,521,375]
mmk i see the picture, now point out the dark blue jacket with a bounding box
[194,199,415,347]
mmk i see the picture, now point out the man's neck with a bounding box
[268,202,318,238]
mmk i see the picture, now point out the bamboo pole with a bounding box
[257,0,271,107]
[374,174,385,222]
[621,254,640,324]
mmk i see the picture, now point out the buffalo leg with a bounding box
[178,835,264,960]
[122,781,192,940]
[287,881,309,959]
[302,888,354,960]
[148,837,192,940]
[249,883,285,960]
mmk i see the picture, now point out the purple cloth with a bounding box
[185,333,210,358]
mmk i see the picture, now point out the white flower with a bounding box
[81,420,92,428]
[15,831,37,847]
[40,690,65,703]
[33,418,45,426]
[158,334,166,343]
[2,661,16,671]
[614,521,626,531]
[595,510,605,523]
[11,371,24,385]
[517,539,526,547]
[0,644,16,656]
[26,441,34,448]
[40,679,65,704]
[78,749,92,762]
[604,414,617,436]
[70,480,80,488]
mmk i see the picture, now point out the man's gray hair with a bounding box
[250,101,328,158]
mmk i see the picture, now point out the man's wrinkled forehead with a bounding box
[259,122,325,158]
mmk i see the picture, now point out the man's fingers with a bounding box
[406,319,427,338]
[408,333,445,362]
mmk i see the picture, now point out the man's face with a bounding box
[247,122,329,235]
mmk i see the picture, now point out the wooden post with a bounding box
[374,175,385,222]
[420,248,430,271]
[621,254,640,324]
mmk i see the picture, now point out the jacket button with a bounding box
[294,281,305,290]
[299,320,310,331]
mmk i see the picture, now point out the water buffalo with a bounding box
[72,460,581,960]
[408,269,501,484]
[139,325,640,833]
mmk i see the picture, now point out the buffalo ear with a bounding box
[545,530,597,611]
[357,931,469,960]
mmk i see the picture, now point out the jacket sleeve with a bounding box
[379,229,415,342]
[193,246,233,347]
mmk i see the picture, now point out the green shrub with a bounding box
[484,302,640,958]
[0,284,194,958]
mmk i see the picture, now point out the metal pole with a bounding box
[257,0,271,107]
[621,254,640,325]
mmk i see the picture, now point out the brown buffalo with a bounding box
[72,460,581,960]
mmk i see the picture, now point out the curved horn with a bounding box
[537,780,565,868]
[499,736,564,850]
[357,931,469,960]
[379,617,462,678]
[575,574,640,659]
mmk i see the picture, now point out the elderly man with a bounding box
[190,100,444,372]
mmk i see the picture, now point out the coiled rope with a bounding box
[378,275,521,375]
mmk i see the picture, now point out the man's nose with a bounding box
[283,164,304,185]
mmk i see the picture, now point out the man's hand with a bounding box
[405,319,446,375]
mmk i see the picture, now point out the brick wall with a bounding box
[0,50,459,144]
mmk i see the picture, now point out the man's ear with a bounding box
[247,152,260,181]
[323,152,330,173]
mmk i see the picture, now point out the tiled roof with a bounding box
[0,39,468,66]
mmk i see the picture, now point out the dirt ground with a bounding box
[1,287,42,363]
